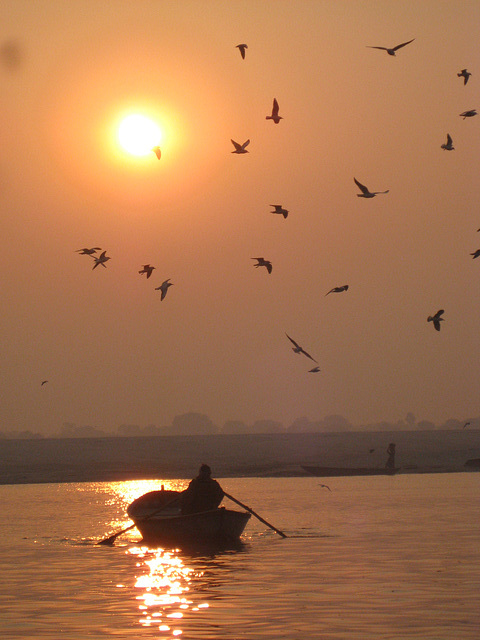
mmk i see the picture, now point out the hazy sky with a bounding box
[1,1,479,434]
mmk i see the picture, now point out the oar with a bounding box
[98,496,180,546]
[223,491,287,538]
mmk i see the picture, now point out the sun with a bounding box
[118,114,162,156]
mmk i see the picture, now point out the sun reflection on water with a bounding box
[127,545,208,637]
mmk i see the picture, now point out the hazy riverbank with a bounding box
[1,429,479,485]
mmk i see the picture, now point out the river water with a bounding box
[0,474,478,639]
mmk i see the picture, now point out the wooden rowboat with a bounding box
[302,465,400,477]
[126,489,251,546]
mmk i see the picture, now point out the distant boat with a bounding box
[126,489,251,546]
[302,465,400,477]
[464,458,480,470]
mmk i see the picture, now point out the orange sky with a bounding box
[1,1,479,433]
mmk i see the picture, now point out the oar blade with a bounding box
[97,534,118,546]
[97,523,135,545]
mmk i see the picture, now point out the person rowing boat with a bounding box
[180,464,224,515]
[98,464,286,545]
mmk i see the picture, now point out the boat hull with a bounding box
[126,490,250,546]
[132,507,251,546]
[302,465,399,477]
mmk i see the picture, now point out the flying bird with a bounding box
[318,483,332,491]
[236,43,247,59]
[41,380,48,386]
[470,249,480,259]
[139,264,156,279]
[366,38,415,56]
[325,285,349,296]
[155,279,173,300]
[231,139,250,154]
[441,133,454,151]
[459,109,477,119]
[285,333,318,363]
[309,366,321,373]
[427,309,445,331]
[252,257,272,274]
[463,422,471,429]
[266,98,283,124]
[270,204,288,218]
[457,69,471,85]
[152,146,161,160]
[76,247,101,255]
[354,177,389,198]
[92,251,110,269]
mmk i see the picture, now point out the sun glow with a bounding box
[118,114,162,156]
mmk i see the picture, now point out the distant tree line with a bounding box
[1,412,479,439]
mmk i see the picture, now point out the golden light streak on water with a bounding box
[127,545,208,637]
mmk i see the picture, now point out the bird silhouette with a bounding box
[308,366,321,373]
[318,483,332,491]
[270,204,288,218]
[92,251,110,269]
[354,177,389,198]
[459,109,477,119]
[367,38,415,56]
[457,69,471,85]
[152,146,161,159]
[41,380,48,386]
[231,139,250,153]
[325,285,349,296]
[76,247,101,255]
[155,279,173,300]
[470,249,480,259]
[252,257,272,274]
[139,264,155,279]
[427,309,444,331]
[441,133,454,151]
[266,98,283,124]
[236,44,247,59]
[285,333,318,362]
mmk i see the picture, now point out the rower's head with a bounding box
[198,464,212,479]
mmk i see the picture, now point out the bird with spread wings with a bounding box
[286,334,318,363]
[367,38,415,56]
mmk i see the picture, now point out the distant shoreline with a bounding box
[0,467,476,487]
[1,430,478,486]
